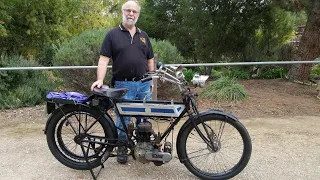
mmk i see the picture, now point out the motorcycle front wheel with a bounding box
[178,114,252,180]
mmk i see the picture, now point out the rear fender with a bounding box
[176,110,238,163]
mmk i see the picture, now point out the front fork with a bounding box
[188,97,216,150]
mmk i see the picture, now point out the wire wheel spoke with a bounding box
[186,151,212,160]
[185,118,245,176]
[56,111,106,160]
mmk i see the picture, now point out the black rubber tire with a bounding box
[178,114,252,180]
[46,105,115,170]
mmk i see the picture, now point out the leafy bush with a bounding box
[183,69,195,83]
[53,28,112,92]
[211,69,224,78]
[55,28,110,66]
[36,43,58,66]
[0,55,57,109]
[150,39,187,64]
[259,66,287,79]
[311,65,320,75]
[200,77,248,101]
[224,68,250,80]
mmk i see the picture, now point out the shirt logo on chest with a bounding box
[140,37,146,44]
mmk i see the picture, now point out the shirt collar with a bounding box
[119,23,141,34]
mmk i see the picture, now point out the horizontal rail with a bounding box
[169,60,320,67]
[0,61,320,71]
[0,66,100,71]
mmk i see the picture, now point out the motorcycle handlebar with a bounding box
[141,76,153,83]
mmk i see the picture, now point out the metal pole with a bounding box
[1,61,319,71]
[152,54,158,100]
[168,60,320,67]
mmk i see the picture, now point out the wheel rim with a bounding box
[185,119,245,177]
[55,111,107,163]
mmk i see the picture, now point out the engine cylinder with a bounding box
[137,121,153,133]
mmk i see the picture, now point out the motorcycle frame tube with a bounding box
[113,99,186,140]
[110,97,212,146]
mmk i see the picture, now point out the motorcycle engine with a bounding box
[134,120,154,163]
[134,142,154,163]
[133,120,172,164]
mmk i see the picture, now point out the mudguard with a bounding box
[176,110,239,163]
[43,104,117,137]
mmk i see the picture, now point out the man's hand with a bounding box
[91,80,103,91]
[91,56,110,91]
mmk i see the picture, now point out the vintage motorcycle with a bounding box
[44,62,252,180]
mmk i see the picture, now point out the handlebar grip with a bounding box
[156,62,166,70]
[141,76,152,83]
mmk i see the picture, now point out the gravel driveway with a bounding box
[0,106,319,180]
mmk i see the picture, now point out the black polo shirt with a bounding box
[100,24,154,79]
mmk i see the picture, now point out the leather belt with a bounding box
[114,76,143,81]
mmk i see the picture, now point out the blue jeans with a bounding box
[114,80,152,140]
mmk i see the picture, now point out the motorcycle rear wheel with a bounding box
[46,105,115,170]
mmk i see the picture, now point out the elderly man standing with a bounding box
[91,0,154,163]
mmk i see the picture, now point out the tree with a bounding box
[69,0,128,36]
[0,1,11,37]
[0,0,82,57]
[140,0,298,75]
[245,5,297,62]
[178,0,268,63]
[288,0,320,82]
[0,0,130,58]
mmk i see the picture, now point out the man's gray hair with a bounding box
[122,0,141,12]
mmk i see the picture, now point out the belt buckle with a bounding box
[132,77,137,81]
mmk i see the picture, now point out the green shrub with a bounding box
[183,69,195,83]
[200,77,248,101]
[54,28,110,66]
[224,68,250,80]
[0,55,57,109]
[54,28,112,92]
[259,66,287,79]
[36,43,58,66]
[211,69,224,78]
[150,39,186,64]
[312,65,320,75]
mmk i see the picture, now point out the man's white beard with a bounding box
[122,14,138,27]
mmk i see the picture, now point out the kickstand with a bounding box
[80,142,109,180]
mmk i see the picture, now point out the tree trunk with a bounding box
[288,1,320,82]
[205,66,213,76]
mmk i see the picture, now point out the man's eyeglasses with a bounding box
[123,9,139,15]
